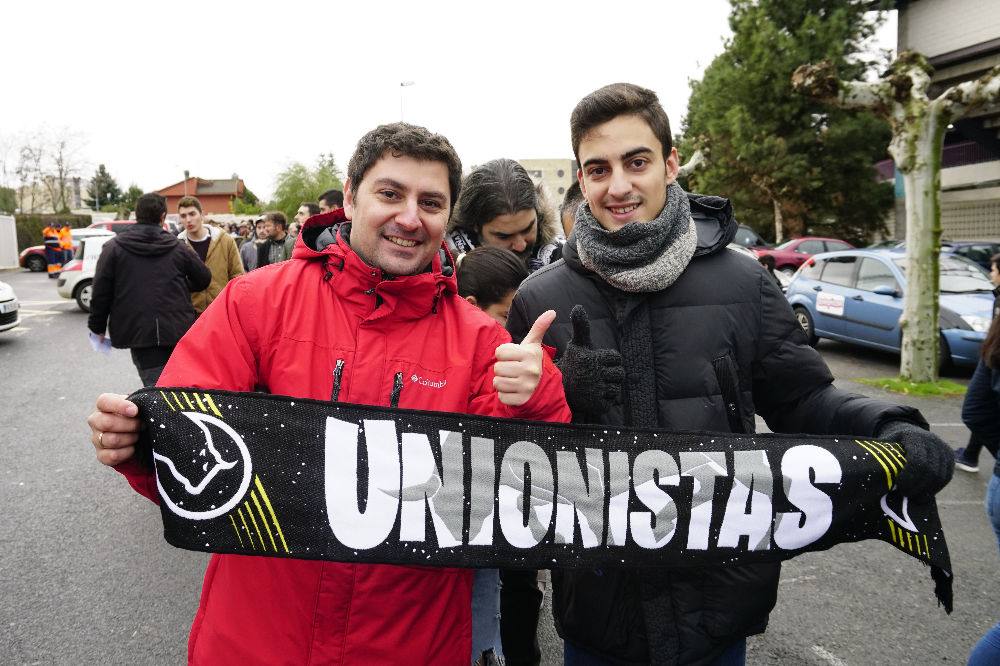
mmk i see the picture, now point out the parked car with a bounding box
[756,237,855,275]
[87,220,137,234]
[941,241,1000,271]
[866,239,902,249]
[728,243,791,292]
[785,249,994,369]
[0,280,20,332]
[731,224,769,249]
[18,227,113,272]
[56,230,115,311]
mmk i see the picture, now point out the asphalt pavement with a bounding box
[1,267,996,665]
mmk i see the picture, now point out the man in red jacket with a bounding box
[86,122,571,665]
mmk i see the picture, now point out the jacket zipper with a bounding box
[331,359,344,402]
[155,318,160,346]
[390,372,403,408]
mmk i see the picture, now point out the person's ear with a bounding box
[665,147,680,185]
[464,295,478,308]
[343,179,354,220]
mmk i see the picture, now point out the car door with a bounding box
[840,257,903,350]
[811,255,857,337]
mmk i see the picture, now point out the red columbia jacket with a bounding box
[114,210,571,665]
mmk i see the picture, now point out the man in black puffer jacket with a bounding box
[507,83,954,666]
[88,193,211,387]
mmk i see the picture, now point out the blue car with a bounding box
[785,249,994,369]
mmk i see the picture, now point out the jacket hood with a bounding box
[563,191,737,274]
[292,208,458,319]
[114,224,182,257]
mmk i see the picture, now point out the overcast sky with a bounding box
[0,1,896,202]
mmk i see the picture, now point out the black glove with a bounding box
[877,420,955,497]
[557,305,625,416]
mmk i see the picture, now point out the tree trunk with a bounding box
[896,113,943,382]
[772,198,784,244]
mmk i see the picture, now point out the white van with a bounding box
[56,229,115,311]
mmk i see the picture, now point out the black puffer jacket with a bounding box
[88,224,212,349]
[507,193,925,665]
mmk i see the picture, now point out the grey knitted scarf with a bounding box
[575,182,696,293]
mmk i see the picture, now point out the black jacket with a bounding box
[507,193,925,665]
[88,224,212,349]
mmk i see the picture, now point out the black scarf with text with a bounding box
[131,388,954,612]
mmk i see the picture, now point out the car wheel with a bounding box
[779,267,796,277]
[793,306,819,347]
[74,280,93,312]
[25,255,46,272]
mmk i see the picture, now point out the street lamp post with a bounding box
[400,81,415,121]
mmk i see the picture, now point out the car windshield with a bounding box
[892,255,993,293]
[774,239,797,250]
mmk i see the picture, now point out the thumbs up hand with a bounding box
[494,309,556,406]
[558,305,625,416]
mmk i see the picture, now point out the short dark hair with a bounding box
[451,159,538,238]
[570,83,673,163]
[319,189,344,208]
[300,202,321,216]
[560,180,584,217]
[264,211,287,230]
[457,246,528,307]
[135,193,167,225]
[176,195,202,213]
[347,123,462,211]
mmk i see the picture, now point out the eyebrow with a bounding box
[372,177,447,202]
[581,146,654,169]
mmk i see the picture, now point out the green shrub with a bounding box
[15,214,92,251]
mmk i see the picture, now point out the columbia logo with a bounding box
[410,374,447,389]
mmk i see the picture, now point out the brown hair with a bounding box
[347,123,463,211]
[263,211,288,230]
[570,83,673,163]
[457,246,528,307]
[177,195,202,213]
[981,253,1000,368]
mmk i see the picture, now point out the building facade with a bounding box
[519,158,578,207]
[893,0,1000,240]
[155,176,247,214]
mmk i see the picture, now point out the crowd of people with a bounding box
[79,82,994,666]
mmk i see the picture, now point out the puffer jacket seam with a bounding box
[304,563,326,666]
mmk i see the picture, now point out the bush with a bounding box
[15,214,92,251]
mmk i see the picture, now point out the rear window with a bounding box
[819,256,856,287]
[733,226,764,247]
[856,258,897,292]
[825,240,852,252]
[797,240,826,254]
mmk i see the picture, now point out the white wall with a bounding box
[0,216,18,268]
[899,0,1000,57]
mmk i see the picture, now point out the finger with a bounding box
[522,310,556,346]
[492,360,523,378]
[93,430,140,450]
[595,349,623,366]
[570,305,592,348]
[495,343,527,362]
[88,410,142,435]
[493,376,525,394]
[603,367,626,383]
[96,445,135,467]
[95,393,139,418]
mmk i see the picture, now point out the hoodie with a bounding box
[88,223,212,348]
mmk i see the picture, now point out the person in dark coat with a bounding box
[955,252,1000,473]
[507,83,955,666]
[88,193,212,387]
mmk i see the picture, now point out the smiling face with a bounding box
[577,114,678,232]
[481,209,537,258]
[344,153,451,276]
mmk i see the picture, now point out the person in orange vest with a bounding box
[42,222,62,278]
[58,222,74,265]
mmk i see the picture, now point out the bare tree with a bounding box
[793,52,1000,382]
[11,128,86,214]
